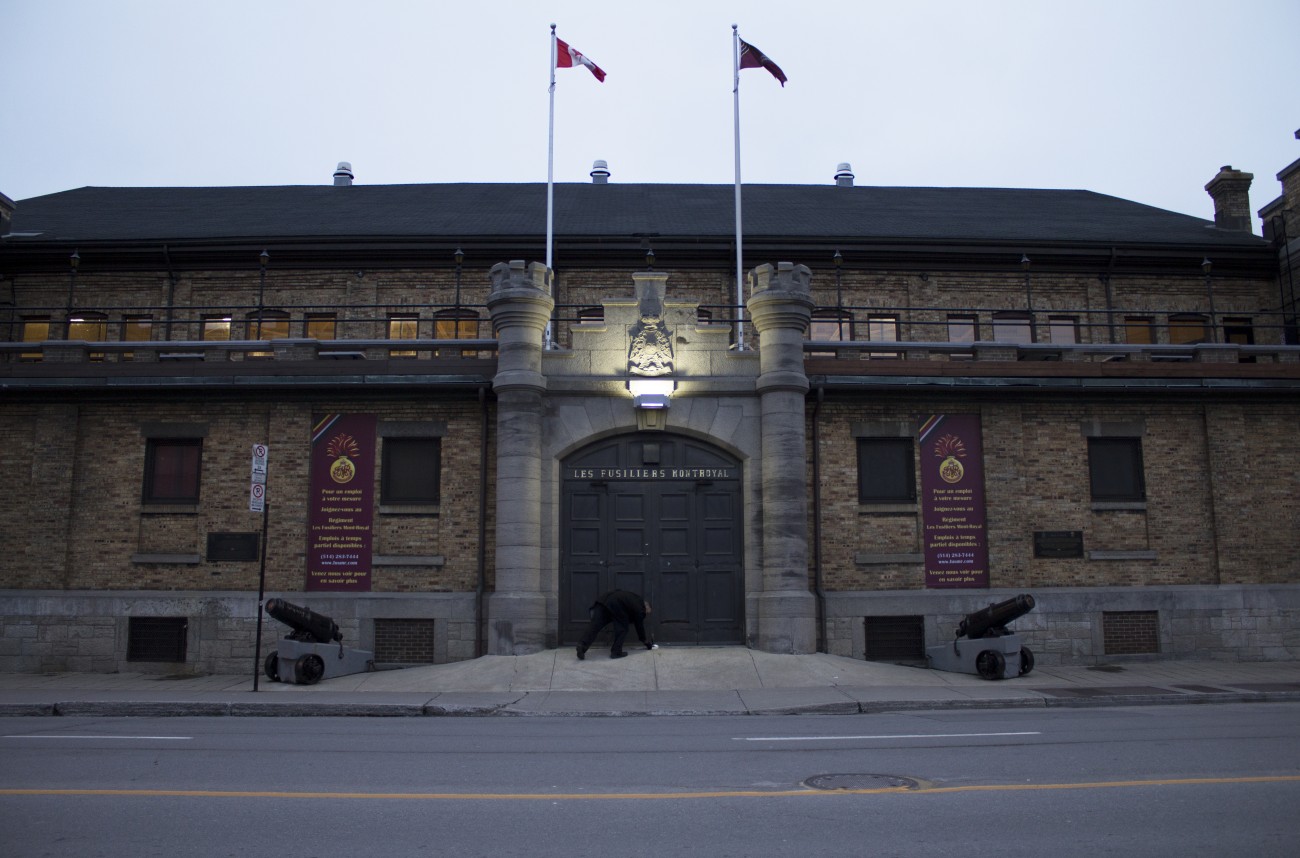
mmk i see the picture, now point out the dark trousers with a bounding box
[579,604,630,655]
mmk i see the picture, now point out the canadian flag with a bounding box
[556,38,606,82]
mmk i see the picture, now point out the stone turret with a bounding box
[746,262,817,653]
[486,260,555,654]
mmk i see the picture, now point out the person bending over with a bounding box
[577,590,654,659]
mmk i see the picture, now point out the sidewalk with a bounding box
[2,648,1299,717]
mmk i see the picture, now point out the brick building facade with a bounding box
[2,149,1298,674]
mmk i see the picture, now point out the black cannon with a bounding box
[927,594,1036,680]
[265,597,342,644]
[263,598,373,685]
[956,593,1035,640]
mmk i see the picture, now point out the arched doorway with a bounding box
[560,434,743,645]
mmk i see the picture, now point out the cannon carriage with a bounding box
[926,594,1036,680]
[263,598,375,685]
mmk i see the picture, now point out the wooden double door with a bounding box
[560,434,743,645]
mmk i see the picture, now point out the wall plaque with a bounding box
[1034,530,1084,558]
[206,532,260,562]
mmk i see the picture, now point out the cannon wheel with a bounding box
[975,649,1006,680]
[294,654,325,685]
[263,652,280,682]
[1019,646,1035,676]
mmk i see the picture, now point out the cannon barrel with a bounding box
[956,594,1035,639]
[265,598,342,644]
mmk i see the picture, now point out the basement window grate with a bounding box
[864,615,925,662]
[127,617,188,662]
[374,618,437,664]
[1103,610,1160,655]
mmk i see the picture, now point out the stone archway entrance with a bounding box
[559,434,743,645]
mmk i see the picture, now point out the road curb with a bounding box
[1,689,1298,719]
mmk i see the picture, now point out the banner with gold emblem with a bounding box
[919,414,989,589]
[306,414,376,591]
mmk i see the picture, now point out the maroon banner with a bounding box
[306,414,376,591]
[919,414,989,588]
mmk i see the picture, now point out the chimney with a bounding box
[591,160,610,184]
[1205,165,1253,231]
[333,161,354,187]
[834,162,855,187]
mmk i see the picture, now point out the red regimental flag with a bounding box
[739,38,786,86]
[556,38,606,82]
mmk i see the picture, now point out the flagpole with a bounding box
[732,24,745,351]
[546,24,557,348]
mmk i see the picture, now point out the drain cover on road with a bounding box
[804,774,921,791]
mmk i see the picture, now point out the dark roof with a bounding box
[5,182,1266,248]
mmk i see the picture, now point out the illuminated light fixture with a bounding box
[628,377,674,410]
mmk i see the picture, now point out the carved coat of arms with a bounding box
[628,314,674,376]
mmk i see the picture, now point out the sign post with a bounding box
[250,444,269,691]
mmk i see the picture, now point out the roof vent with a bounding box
[333,161,354,187]
[591,160,610,184]
[834,162,854,187]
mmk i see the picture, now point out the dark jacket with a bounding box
[595,590,649,642]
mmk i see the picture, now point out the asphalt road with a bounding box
[2,703,1298,857]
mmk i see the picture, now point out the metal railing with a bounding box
[0,337,500,364]
[802,339,1300,364]
[4,299,1297,365]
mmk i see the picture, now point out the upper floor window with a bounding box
[434,310,487,357]
[1223,317,1254,362]
[809,309,853,357]
[1124,317,1155,345]
[857,437,917,504]
[305,313,337,341]
[1087,437,1145,502]
[992,311,1033,345]
[1168,314,1209,345]
[143,438,203,504]
[247,310,290,341]
[20,317,50,361]
[1222,317,1254,346]
[246,310,290,358]
[434,309,480,340]
[1048,316,1078,345]
[947,314,977,359]
[810,309,853,342]
[388,313,419,358]
[381,437,441,505]
[866,315,899,359]
[67,312,108,342]
[202,315,232,341]
[67,312,107,361]
[122,315,153,361]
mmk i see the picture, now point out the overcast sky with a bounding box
[3,0,1297,230]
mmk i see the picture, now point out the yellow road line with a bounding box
[2,776,1298,801]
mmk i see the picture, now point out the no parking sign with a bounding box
[250,444,268,512]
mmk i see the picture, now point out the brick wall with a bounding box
[0,394,493,595]
[810,397,1300,592]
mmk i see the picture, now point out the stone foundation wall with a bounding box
[0,590,478,675]
[826,585,1300,665]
